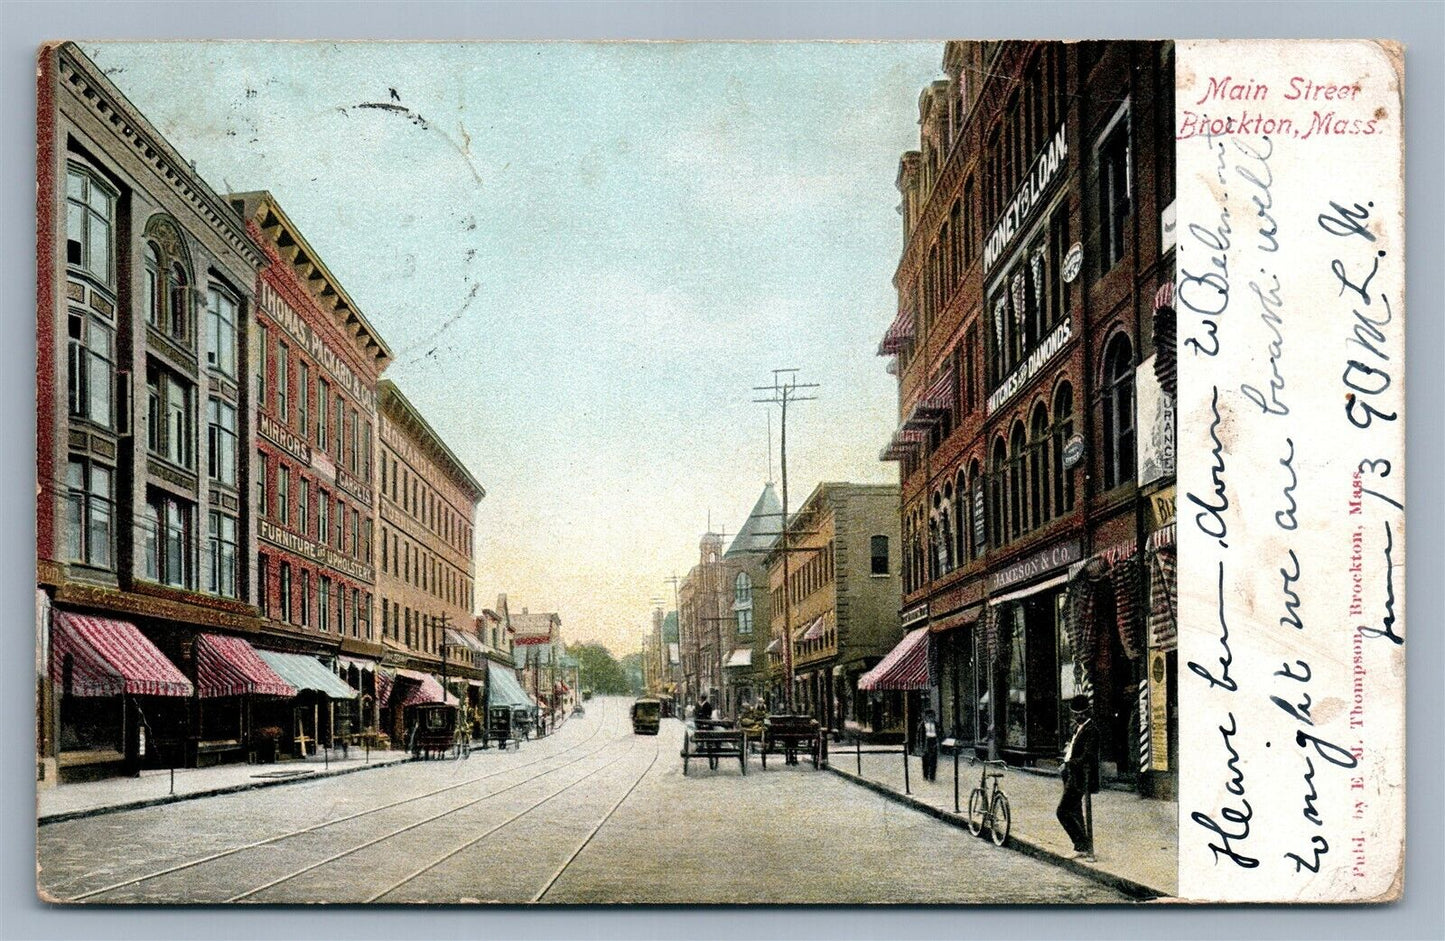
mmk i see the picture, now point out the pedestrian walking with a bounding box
[1056,695,1100,861]
[918,708,940,782]
[695,693,715,723]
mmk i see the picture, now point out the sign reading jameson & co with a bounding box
[983,123,1067,272]
[987,537,1081,593]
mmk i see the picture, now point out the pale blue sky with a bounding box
[87,41,941,654]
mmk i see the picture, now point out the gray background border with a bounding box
[1,2,1439,939]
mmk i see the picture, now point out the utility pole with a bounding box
[754,368,817,714]
[663,574,683,704]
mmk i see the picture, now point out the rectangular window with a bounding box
[870,535,890,576]
[300,570,311,627]
[148,365,194,469]
[205,285,238,377]
[317,379,329,448]
[736,608,753,636]
[146,492,193,589]
[319,576,331,631]
[67,311,114,428]
[361,421,372,481]
[257,323,269,408]
[318,489,329,540]
[380,526,389,571]
[1097,109,1132,274]
[361,592,372,639]
[298,362,309,441]
[65,164,114,285]
[351,587,360,637]
[335,394,345,456]
[279,562,292,622]
[258,554,270,617]
[351,508,360,557]
[64,459,114,570]
[334,496,344,548]
[276,343,289,422]
[277,465,290,526]
[299,478,310,536]
[207,397,237,487]
[348,408,359,474]
[256,450,268,519]
[207,511,238,598]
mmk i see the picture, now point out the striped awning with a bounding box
[765,638,781,654]
[880,427,928,462]
[1153,279,1177,397]
[376,668,396,706]
[255,650,357,699]
[195,633,296,699]
[857,627,931,691]
[802,617,826,642]
[395,670,449,707]
[50,612,192,698]
[904,368,956,429]
[877,308,917,355]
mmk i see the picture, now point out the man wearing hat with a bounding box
[1057,694,1100,860]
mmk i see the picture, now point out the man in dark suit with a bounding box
[1056,694,1100,860]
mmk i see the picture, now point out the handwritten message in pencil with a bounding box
[1175,39,1405,902]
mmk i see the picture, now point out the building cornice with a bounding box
[378,379,486,501]
[52,43,266,272]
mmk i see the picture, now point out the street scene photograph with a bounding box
[36,38,1180,904]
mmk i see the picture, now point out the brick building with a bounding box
[36,43,269,783]
[763,483,902,732]
[374,378,486,732]
[231,191,391,740]
[878,41,1177,796]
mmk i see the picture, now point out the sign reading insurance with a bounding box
[982,124,1068,273]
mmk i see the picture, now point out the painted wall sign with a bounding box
[1062,241,1084,283]
[987,537,1082,593]
[983,124,1068,272]
[1136,354,1177,486]
[986,315,1073,415]
[258,280,378,412]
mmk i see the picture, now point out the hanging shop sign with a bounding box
[1160,199,1177,253]
[986,314,1073,415]
[983,124,1069,273]
[1149,649,1169,772]
[1136,353,1177,486]
[1148,485,1178,531]
[1062,241,1084,283]
[1062,433,1086,470]
[901,604,930,629]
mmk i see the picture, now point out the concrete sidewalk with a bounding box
[829,748,1176,898]
[38,748,412,824]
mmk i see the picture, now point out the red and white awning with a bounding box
[797,616,826,642]
[50,612,192,698]
[880,428,928,462]
[395,670,450,707]
[1153,280,1175,311]
[903,368,956,430]
[877,308,917,355]
[857,627,931,691]
[195,633,296,698]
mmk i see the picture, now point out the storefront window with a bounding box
[1004,605,1027,749]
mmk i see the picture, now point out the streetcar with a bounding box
[630,696,662,735]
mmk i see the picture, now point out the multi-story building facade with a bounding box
[719,482,782,714]
[878,41,1177,797]
[677,532,726,710]
[232,191,390,735]
[374,379,483,666]
[510,607,562,724]
[37,43,268,783]
[764,483,902,731]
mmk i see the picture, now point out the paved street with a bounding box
[37,697,1126,904]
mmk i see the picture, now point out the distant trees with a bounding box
[567,643,640,696]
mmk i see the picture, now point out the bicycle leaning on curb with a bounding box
[965,758,1011,846]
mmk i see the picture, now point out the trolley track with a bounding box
[58,701,623,902]
[234,738,641,903]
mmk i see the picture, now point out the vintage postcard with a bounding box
[34,38,1404,905]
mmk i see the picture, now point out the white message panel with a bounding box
[1175,40,1405,903]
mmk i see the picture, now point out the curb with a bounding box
[38,755,413,826]
[827,765,1167,900]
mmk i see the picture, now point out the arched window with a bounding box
[1103,334,1136,489]
[734,571,752,606]
[939,488,953,576]
[143,242,162,328]
[990,437,1008,548]
[1030,401,1051,528]
[1009,421,1027,540]
[168,262,190,342]
[968,459,983,559]
[1052,382,1076,513]
[954,472,968,565]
